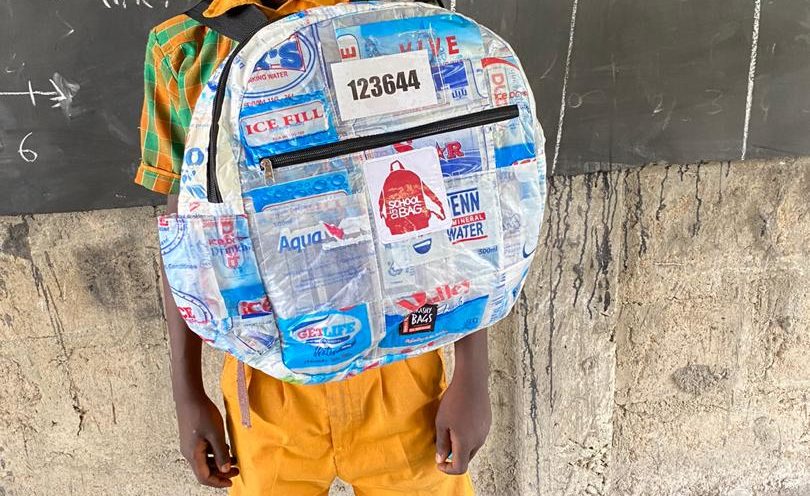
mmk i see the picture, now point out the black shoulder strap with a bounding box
[186,0,268,43]
[350,0,447,7]
[187,0,447,42]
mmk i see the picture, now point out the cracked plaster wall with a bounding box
[0,158,809,495]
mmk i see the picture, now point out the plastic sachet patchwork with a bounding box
[158,1,547,384]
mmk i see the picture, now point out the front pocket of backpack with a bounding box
[158,214,274,343]
[374,169,503,352]
[235,107,523,374]
[158,215,228,340]
[249,193,381,373]
[249,193,380,315]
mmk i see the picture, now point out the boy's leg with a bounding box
[333,350,475,496]
[221,354,337,496]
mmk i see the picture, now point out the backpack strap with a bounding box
[187,0,447,42]
[186,0,268,42]
[349,0,447,7]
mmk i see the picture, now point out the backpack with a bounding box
[159,0,547,384]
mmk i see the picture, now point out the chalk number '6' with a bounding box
[19,132,38,163]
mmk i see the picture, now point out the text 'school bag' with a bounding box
[159,0,547,384]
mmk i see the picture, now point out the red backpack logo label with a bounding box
[363,147,451,244]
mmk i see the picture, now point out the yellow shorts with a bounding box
[222,350,475,496]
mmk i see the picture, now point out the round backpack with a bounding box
[158,0,547,384]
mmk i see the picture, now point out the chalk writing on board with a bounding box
[0,79,67,107]
[704,89,724,116]
[50,73,80,117]
[18,133,37,163]
[54,11,76,38]
[102,0,172,8]
[552,0,579,173]
[3,53,25,75]
[0,73,79,117]
[742,0,762,160]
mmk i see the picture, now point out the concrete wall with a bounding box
[1,158,809,495]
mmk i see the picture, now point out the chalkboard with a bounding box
[0,0,196,215]
[2,0,809,215]
[551,0,753,172]
[747,0,810,158]
[510,0,810,175]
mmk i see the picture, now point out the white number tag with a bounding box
[331,50,438,121]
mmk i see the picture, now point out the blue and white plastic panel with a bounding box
[162,1,546,384]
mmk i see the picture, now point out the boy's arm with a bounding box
[434,329,492,475]
[162,195,239,488]
[139,27,237,488]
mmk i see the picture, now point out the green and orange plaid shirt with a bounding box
[136,0,347,195]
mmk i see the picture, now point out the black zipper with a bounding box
[258,104,520,175]
[207,21,268,203]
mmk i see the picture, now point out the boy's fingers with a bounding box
[439,429,470,475]
[207,455,240,479]
[221,467,240,479]
[208,434,232,473]
[190,440,233,488]
[435,425,451,465]
[204,455,240,479]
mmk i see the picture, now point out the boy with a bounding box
[137,1,492,494]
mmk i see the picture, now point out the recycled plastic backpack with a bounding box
[159,0,547,384]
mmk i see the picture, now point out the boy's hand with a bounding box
[434,374,492,475]
[177,395,239,488]
[435,330,491,475]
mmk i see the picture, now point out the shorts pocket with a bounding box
[401,349,447,400]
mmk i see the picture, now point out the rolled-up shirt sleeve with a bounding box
[135,29,185,195]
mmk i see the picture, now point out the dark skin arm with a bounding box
[162,194,239,488]
[435,329,492,475]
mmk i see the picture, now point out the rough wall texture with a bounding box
[611,161,810,496]
[1,158,809,495]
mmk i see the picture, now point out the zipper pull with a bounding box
[260,158,275,183]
